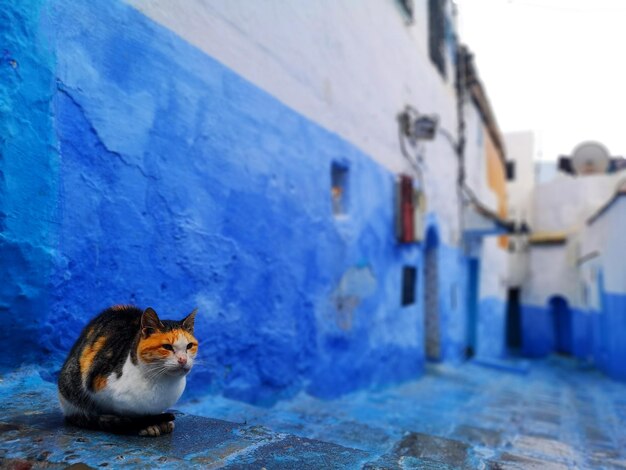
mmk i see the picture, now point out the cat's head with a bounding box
[137,307,199,377]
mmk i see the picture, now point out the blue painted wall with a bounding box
[0,0,58,368]
[465,258,479,356]
[437,244,470,363]
[0,0,475,404]
[520,293,626,382]
[571,308,592,361]
[0,0,484,403]
[520,300,575,359]
[595,292,626,380]
[476,297,507,358]
[520,304,554,357]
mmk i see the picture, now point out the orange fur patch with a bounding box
[92,375,108,392]
[79,336,107,381]
[137,329,197,363]
[111,304,133,311]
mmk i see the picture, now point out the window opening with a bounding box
[428,0,447,78]
[402,266,418,306]
[331,162,349,216]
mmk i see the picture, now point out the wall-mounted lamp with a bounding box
[413,115,438,140]
[398,106,439,144]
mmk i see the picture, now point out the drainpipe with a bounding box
[455,42,468,248]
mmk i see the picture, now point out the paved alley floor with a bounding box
[1,357,626,469]
[180,356,626,469]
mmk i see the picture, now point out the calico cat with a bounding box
[58,305,198,436]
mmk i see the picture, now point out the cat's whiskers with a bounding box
[144,364,171,381]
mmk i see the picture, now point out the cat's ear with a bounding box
[181,308,198,333]
[141,307,164,338]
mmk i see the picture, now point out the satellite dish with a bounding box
[571,141,610,175]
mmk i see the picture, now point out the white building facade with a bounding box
[515,140,626,381]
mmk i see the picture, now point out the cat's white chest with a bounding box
[93,356,186,416]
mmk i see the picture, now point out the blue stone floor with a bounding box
[2,356,626,468]
[183,356,626,469]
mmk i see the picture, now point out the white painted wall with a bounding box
[504,131,535,224]
[523,245,577,306]
[532,171,626,233]
[534,162,557,184]
[479,237,508,299]
[525,169,626,307]
[464,102,510,302]
[581,196,626,295]
[126,0,464,245]
[127,0,458,173]
[463,100,497,212]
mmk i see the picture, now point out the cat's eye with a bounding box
[162,344,174,351]
[186,343,195,350]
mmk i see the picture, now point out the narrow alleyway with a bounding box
[1,357,625,468]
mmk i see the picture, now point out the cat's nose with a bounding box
[177,356,187,366]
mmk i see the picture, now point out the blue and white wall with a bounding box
[462,99,511,359]
[520,160,626,380]
[1,0,506,402]
[579,189,626,379]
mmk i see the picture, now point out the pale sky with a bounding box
[455,0,626,161]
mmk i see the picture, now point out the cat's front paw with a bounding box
[138,420,174,437]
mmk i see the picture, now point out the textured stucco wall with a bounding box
[463,102,510,360]
[519,244,575,358]
[581,197,626,379]
[125,0,458,175]
[532,172,624,234]
[0,0,58,367]
[125,0,464,248]
[519,175,599,360]
[0,0,502,401]
[521,188,626,379]
[474,238,508,358]
[595,292,626,380]
[584,196,626,294]
[463,102,497,214]
[523,245,577,307]
[0,0,445,403]
[436,242,469,363]
[504,131,535,223]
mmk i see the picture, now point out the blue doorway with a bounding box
[550,296,572,355]
[506,288,522,352]
[466,258,480,358]
[424,227,441,361]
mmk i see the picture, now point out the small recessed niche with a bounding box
[401,266,417,306]
[331,162,349,216]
